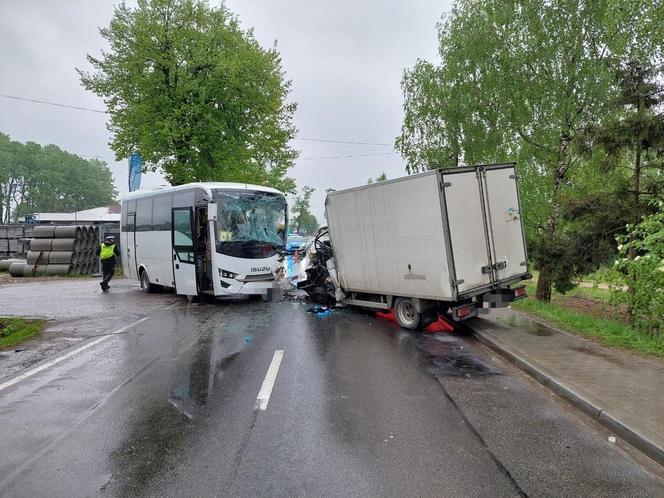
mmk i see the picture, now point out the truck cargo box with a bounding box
[325,163,529,306]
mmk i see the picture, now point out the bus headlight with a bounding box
[219,269,239,279]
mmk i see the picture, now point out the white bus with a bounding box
[121,182,288,298]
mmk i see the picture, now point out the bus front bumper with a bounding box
[217,278,279,297]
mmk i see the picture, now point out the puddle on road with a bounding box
[109,400,193,497]
[163,305,269,422]
[409,333,501,377]
[430,353,500,376]
[570,345,625,367]
[497,315,554,336]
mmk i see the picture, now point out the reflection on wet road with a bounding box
[0,280,663,497]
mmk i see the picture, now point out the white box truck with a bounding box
[300,163,530,329]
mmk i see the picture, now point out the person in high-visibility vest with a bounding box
[96,235,120,292]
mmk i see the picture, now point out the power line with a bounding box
[300,152,396,160]
[9,133,108,144]
[1,93,396,147]
[0,94,106,114]
[617,87,664,107]
[295,137,392,146]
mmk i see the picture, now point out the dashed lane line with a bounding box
[255,350,284,411]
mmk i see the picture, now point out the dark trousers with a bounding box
[101,261,115,288]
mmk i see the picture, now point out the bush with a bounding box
[613,200,664,335]
[584,266,625,286]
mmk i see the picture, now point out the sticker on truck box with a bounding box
[504,207,520,222]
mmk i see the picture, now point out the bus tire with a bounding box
[140,269,156,294]
[394,297,422,330]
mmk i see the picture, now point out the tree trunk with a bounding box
[536,212,557,303]
[534,131,570,302]
[535,270,552,302]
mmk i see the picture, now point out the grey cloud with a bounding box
[0,0,449,220]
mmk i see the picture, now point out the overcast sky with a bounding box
[0,0,449,221]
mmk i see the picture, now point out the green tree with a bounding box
[299,212,319,235]
[585,62,664,226]
[367,172,388,184]
[78,0,298,192]
[397,0,662,301]
[613,199,664,335]
[0,133,117,222]
[581,62,664,319]
[291,186,315,234]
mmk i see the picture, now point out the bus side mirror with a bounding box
[207,203,217,221]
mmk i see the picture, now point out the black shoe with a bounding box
[100,282,109,291]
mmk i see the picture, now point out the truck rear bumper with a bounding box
[456,272,531,301]
[450,285,527,321]
[478,285,527,310]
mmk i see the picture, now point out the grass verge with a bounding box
[0,317,45,349]
[513,282,664,358]
[564,285,613,301]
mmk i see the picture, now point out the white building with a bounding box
[20,205,121,224]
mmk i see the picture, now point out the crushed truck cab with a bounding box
[299,163,530,329]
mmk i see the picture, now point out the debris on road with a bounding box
[307,305,332,317]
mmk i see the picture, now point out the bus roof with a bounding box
[122,182,284,202]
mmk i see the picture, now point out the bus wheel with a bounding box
[394,297,422,330]
[140,270,155,294]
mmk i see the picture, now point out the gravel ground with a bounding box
[0,272,112,287]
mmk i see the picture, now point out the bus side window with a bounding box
[136,198,153,231]
[125,200,136,231]
[153,194,172,231]
[173,209,194,263]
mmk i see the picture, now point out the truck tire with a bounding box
[394,297,422,330]
[140,269,156,293]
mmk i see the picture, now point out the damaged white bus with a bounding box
[121,183,287,298]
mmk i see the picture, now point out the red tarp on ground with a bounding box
[376,310,455,333]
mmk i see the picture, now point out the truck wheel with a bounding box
[140,269,155,293]
[394,297,422,330]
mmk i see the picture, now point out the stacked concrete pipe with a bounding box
[12,225,100,277]
[8,261,28,277]
[0,258,25,272]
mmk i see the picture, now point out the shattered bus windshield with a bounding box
[214,190,287,259]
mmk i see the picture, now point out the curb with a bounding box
[472,328,664,468]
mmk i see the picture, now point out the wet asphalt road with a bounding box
[1,279,663,497]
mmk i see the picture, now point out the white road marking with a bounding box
[0,316,150,393]
[255,349,284,411]
[110,316,151,334]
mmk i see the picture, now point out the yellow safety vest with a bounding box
[100,243,116,260]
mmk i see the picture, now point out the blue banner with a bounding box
[128,153,142,192]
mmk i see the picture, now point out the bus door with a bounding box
[172,208,198,296]
[194,206,211,292]
[126,212,138,279]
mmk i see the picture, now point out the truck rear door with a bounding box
[440,163,528,298]
[481,166,528,282]
[440,169,493,294]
